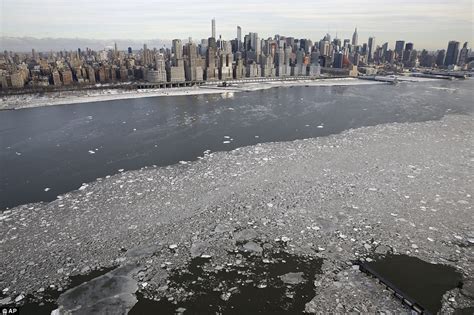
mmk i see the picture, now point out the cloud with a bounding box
[1,0,472,50]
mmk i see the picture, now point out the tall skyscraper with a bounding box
[436,50,446,66]
[395,40,405,57]
[172,39,183,65]
[444,41,460,66]
[458,42,469,65]
[352,27,358,46]
[367,37,375,61]
[237,26,242,51]
[211,18,216,39]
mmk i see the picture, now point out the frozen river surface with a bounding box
[0,79,472,209]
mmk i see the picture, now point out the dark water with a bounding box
[362,254,463,314]
[13,266,116,315]
[1,80,473,209]
[129,250,323,314]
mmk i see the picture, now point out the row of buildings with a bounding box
[0,22,472,89]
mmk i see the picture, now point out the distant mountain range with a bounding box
[0,37,172,52]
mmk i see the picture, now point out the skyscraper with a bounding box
[237,26,242,51]
[211,18,216,39]
[172,39,183,66]
[436,50,446,66]
[368,37,375,61]
[444,41,460,66]
[395,40,405,60]
[458,42,469,66]
[352,27,358,46]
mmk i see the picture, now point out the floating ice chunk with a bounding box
[169,244,178,250]
[368,187,378,191]
[88,150,95,154]
[179,161,188,165]
[118,169,124,172]
[78,184,88,191]
[317,125,324,129]
[223,141,231,144]
[243,241,262,253]
[201,254,212,259]
[44,188,51,192]
[427,238,434,242]
[254,136,259,138]
[15,294,24,302]
[224,136,231,139]
[280,272,304,285]
[15,152,22,156]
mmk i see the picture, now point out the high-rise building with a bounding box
[403,43,414,64]
[395,40,405,60]
[444,41,460,66]
[211,18,216,39]
[367,37,375,62]
[458,42,469,66]
[352,27,358,46]
[237,26,242,51]
[333,51,344,68]
[143,44,151,66]
[172,39,183,66]
[436,50,446,66]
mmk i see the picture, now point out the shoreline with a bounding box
[0,77,423,111]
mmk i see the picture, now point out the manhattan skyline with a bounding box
[1,0,473,51]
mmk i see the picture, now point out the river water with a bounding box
[1,79,472,210]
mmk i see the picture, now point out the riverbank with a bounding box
[1,114,472,313]
[0,77,388,110]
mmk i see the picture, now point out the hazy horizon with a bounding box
[1,0,473,51]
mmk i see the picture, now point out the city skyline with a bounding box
[1,0,473,51]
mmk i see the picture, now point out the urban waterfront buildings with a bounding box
[0,20,472,90]
[444,41,460,66]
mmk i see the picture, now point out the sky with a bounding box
[1,0,473,50]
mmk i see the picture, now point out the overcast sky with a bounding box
[1,0,473,50]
